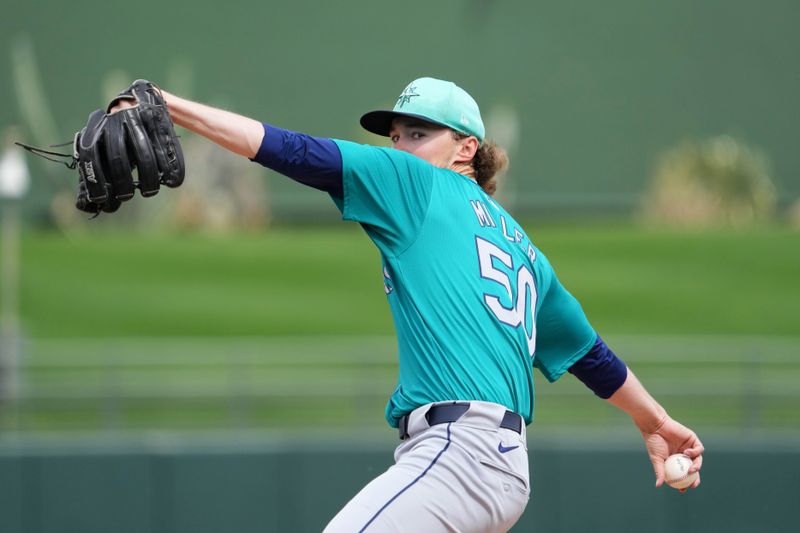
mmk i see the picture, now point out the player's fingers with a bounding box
[652,458,665,488]
[683,439,704,473]
[683,438,704,458]
[109,99,137,114]
[678,474,701,494]
[688,453,703,474]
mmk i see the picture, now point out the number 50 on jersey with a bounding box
[476,236,537,358]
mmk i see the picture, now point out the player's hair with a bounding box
[453,132,508,196]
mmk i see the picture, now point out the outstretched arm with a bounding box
[161,91,264,159]
[606,369,704,491]
[112,90,264,159]
[113,87,343,196]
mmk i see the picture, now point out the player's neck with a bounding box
[450,161,476,181]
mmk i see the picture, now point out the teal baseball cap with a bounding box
[360,77,485,143]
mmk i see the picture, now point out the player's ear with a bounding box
[456,135,479,161]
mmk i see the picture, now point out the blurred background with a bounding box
[1,1,798,531]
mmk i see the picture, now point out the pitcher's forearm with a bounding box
[606,369,668,434]
[161,91,264,159]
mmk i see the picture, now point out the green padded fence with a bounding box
[1,433,797,532]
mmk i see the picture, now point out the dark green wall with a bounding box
[1,434,797,532]
[2,0,798,218]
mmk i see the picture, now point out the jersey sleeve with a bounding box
[331,140,435,255]
[251,123,343,197]
[533,261,598,383]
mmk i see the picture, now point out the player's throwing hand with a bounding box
[644,415,704,491]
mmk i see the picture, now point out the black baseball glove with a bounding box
[18,80,185,216]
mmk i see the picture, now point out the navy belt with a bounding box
[398,402,523,440]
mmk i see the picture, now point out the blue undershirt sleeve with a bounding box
[250,123,343,197]
[567,335,628,399]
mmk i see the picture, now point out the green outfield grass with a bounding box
[16,223,800,337]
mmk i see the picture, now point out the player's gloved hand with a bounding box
[73,108,125,214]
[16,79,185,217]
[640,415,704,492]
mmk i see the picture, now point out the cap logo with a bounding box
[396,85,420,108]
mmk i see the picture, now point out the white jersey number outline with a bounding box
[475,236,537,357]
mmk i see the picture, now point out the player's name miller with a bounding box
[470,199,537,263]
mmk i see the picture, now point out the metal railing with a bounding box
[1,335,798,434]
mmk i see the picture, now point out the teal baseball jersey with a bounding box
[331,140,597,427]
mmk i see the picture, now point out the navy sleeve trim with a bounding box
[567,335,628,399]
[250,123,343,197]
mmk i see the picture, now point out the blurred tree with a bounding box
[641,136,777,227]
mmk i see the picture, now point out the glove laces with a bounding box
[14,137,78,169]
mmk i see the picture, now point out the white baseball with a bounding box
[664,453,698,490]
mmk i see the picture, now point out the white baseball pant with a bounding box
[324,401,530,532]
